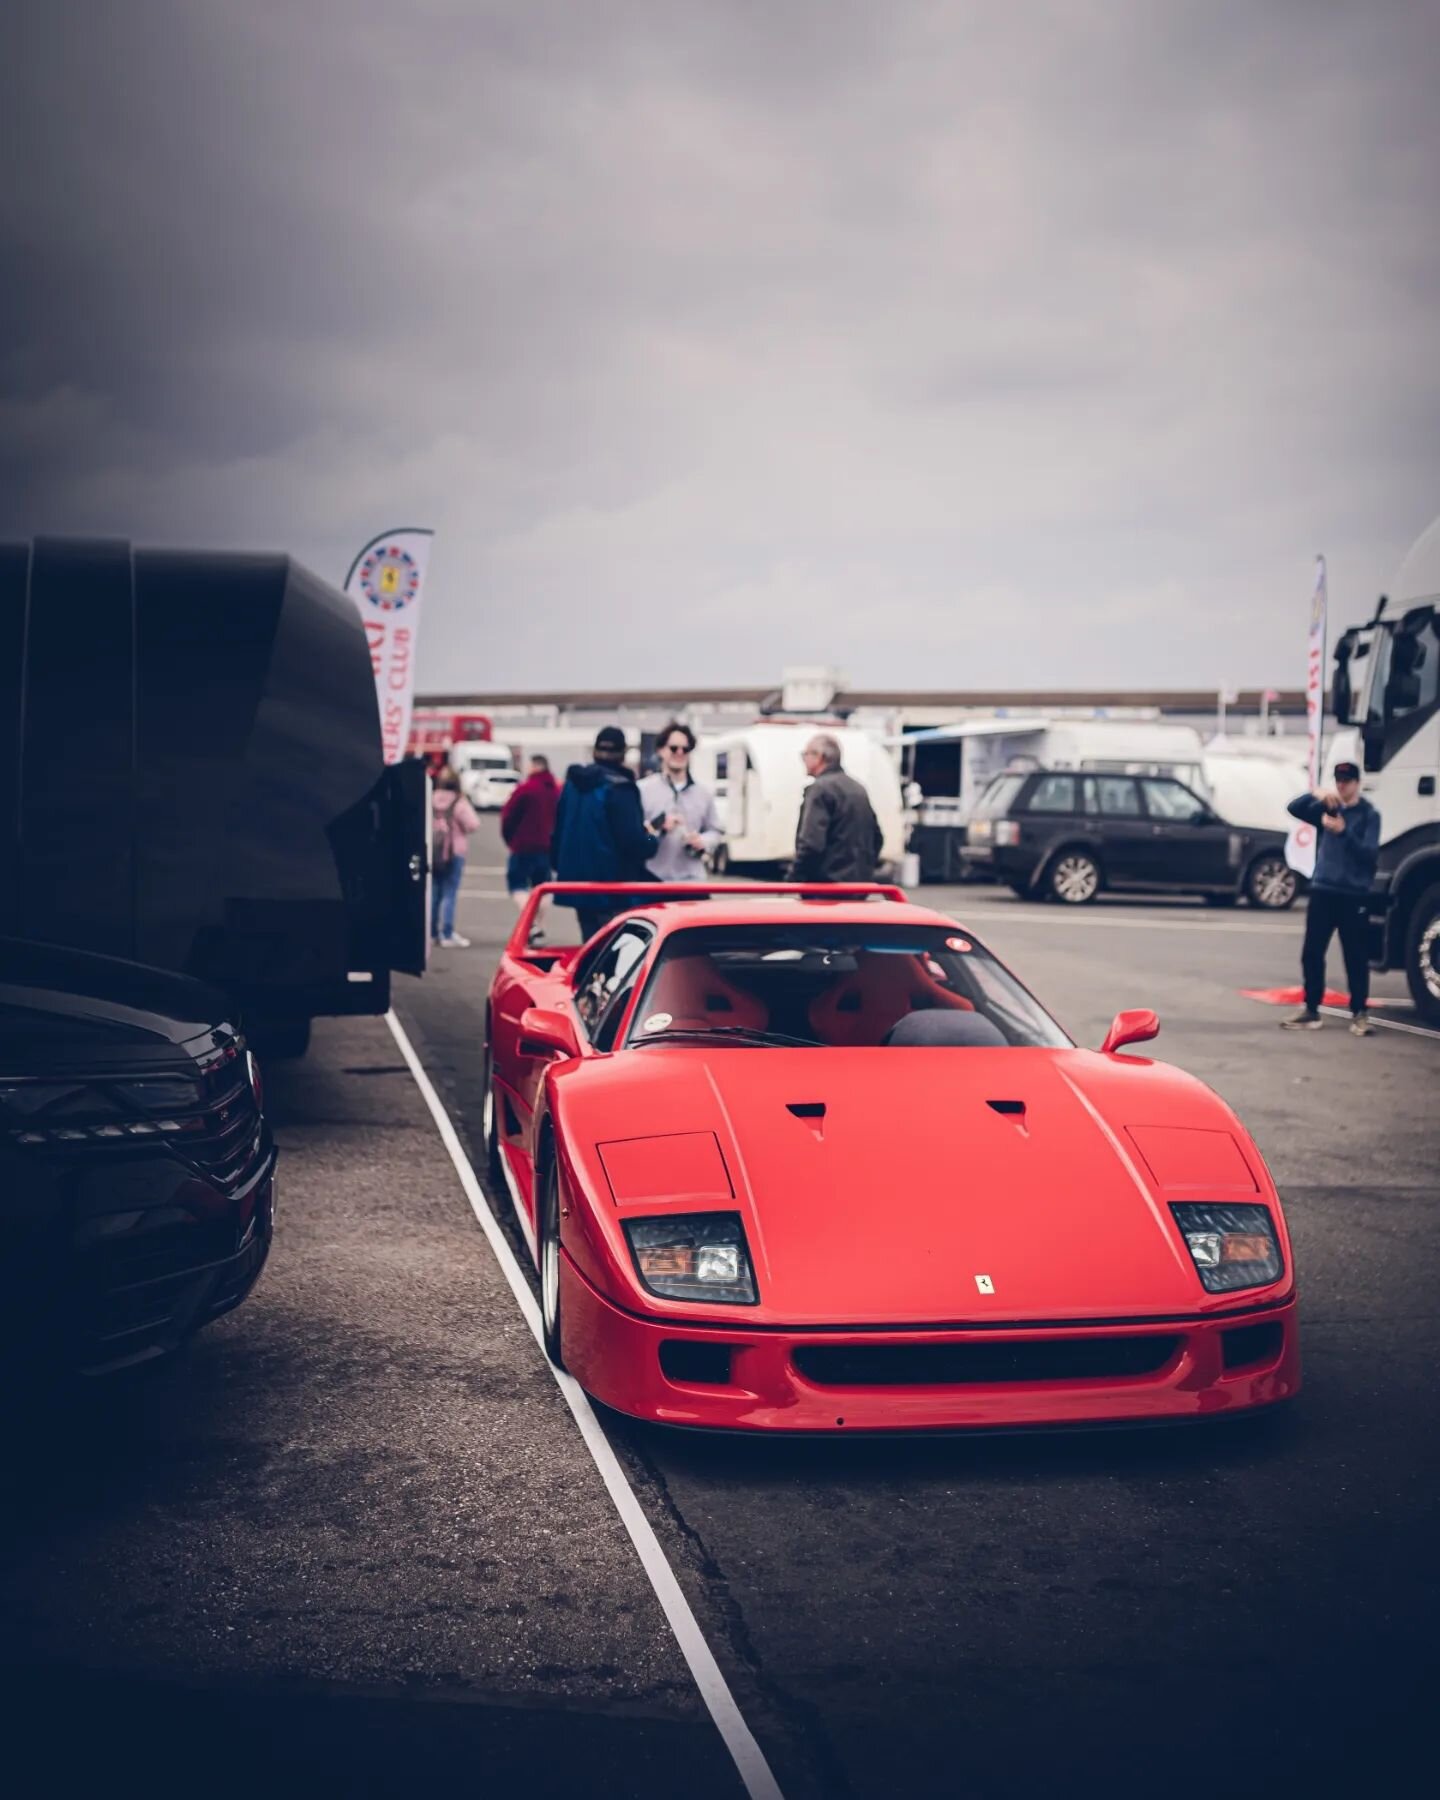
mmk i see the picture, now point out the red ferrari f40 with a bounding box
[481,884,1299,1432]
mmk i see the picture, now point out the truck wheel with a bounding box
[1045,849,1101,904]
[1404,880,1440,1025]
[1245,854,1298,910]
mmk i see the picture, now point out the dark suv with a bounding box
[961,769,1298,908]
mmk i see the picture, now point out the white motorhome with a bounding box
[449,740,520,810]
[691,723,906,875]
[904,716,1212,819]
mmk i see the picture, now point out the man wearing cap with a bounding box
[1282,761,1382,1034]
[551,726,659,941]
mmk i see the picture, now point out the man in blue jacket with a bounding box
[551,726,659,941]
[1282,760,1382,1035]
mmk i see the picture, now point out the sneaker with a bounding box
[439,933,471,949]
[1279,1009,1323,1029]
[1349,1012,1375,1037]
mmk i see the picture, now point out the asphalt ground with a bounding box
[4,816,1437,1799]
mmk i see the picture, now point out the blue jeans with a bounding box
[431,856,465,939]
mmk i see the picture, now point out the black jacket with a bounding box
[791,766,884,882]
[550,760,656,903]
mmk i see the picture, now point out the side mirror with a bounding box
[519,1006,581,1061]
[1190,809,1214,826]
[1099,1008,1160,1055]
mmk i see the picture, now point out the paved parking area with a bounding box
[4,824,1436,1798]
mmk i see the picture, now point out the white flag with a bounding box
[344,528,435,765]
[1284,554,1327,876]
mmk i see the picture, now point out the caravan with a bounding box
[691,723,906,875]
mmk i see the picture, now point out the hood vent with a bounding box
[786,1101,826,1142]
[987,1098,1028,1138]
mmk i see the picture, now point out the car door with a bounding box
[1087,775,1150,883]
[569,923,654,1060]
[1137,777,1234,889]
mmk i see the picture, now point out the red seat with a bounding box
[808,956,974,1047]
[638,956,769,1035]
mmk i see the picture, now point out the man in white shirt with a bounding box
[638,721,724,881]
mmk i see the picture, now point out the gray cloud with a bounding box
[4,0,1438,691]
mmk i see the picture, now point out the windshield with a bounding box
[973,774,1025,819]
[626,924,1071,1050]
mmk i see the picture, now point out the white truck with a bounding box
[1331,513,1440,1022]
[691,722,907,876]
[450,740,520,810]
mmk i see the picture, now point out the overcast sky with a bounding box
[5,0,1438,694]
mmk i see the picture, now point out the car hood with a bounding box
[558,1047,1283,1325]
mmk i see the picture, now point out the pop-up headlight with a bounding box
[1170,1202,1283,1293]
[623,1213,758,1305]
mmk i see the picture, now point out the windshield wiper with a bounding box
[633,1026,824,1048]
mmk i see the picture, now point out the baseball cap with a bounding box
[594,726,627,755]
[1333,760,1361,782]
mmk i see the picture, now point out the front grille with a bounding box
[1220,1321,1284,1370]
[660,1340,735,1385]
[792,1334,1183,1387]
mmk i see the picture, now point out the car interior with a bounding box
[625,933,1062,1049]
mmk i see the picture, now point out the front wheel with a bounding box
[1046,849,1101,905]
[481,1038,503,1188]
[539,1160,565,1368]
[1245,854,1298,910]
[1404,880,1440,1025]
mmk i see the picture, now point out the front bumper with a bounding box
[562,1256,1300,1431]
[2,1150,276,1376]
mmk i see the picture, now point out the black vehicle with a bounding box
[0,938,276,1375]
[0,536,428,1058]
[962,768,1299,907]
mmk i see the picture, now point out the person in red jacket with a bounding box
[501,755,560,941]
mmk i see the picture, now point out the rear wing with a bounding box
[507,881,908,957]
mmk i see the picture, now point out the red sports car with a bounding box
[482,883,1299,1431]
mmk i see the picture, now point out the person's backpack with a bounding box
[431,796,456,870]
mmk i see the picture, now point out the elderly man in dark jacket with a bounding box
[791,733,884,882]
[551,726,658,940]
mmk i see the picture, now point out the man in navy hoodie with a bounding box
[1283,760,1382,1035]
[551,726,659,941]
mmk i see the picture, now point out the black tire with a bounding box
[1044,848,1102,905]
[481,1035,503,1188]
[1245,853,1298,910]
[538,1158,565,1368]
[1404,880,1440,1025]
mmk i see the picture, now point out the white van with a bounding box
[691,723,906,876]
[450,741,520,810]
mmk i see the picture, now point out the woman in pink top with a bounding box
[431,768,480,946]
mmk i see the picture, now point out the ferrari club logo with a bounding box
[357,544,422,612]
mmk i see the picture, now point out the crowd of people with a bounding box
[429,721,886,947]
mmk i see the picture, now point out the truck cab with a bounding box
[1331,513,1440,1020]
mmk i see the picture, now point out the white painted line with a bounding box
[384,1009,785,1800]
[1318,1005,1440,1041]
